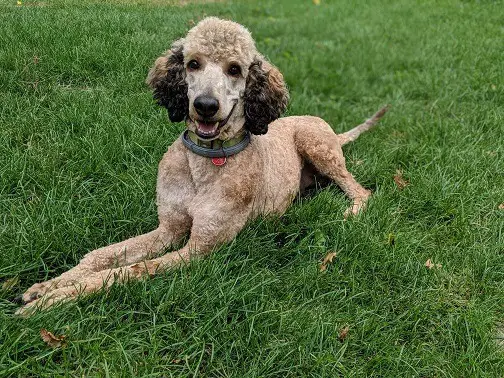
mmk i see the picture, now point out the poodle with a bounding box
[17,17,387,315]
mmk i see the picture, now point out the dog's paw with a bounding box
[21,267,91,305]
[16,287,79,317]
[21,280,59,304]
[16,271,110,316]
[343,196,370,219]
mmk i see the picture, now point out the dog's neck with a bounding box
[182,130,251,158]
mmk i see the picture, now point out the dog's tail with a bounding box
[340,105,390,146]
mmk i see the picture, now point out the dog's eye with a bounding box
[228,64,241,77]
[187,60,200,70]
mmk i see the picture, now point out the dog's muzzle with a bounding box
[193,101,238,139]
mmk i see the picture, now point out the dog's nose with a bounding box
[194,95,219,118]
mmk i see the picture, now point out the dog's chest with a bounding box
[187,155,231,188]
[186,152,258,192]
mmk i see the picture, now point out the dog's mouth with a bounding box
[192,102,237,140]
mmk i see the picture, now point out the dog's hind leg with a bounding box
[294,119,372,218]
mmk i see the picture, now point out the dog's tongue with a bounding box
[196,121,219,137]
[198,122,218,132]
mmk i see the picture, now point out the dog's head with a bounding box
[146,17,289,141]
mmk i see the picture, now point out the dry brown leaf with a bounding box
[1,276,19,291]
[425,258,442,269]
[393,169,409,190]
[40,329,66,348]
[130,263,144,277]
[322,252,337,265]
[319,251,337,272]
[338,325,350,341]
[33,56,39,64]
[498,203,504,210]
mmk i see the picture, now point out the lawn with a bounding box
[1,0,503,376]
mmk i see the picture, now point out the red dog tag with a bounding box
[211,157,227,166]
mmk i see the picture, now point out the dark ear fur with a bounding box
[146,44,188,123]
[244,59,289,135]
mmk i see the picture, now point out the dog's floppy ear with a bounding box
[146,39,188,123]
[244,58,289,135]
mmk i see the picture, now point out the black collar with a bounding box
[181,130,251,158]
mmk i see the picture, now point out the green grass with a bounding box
[1,0,503,376]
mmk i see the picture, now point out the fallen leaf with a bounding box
[322,252,336,264]
[40,329,66,348]
[312,0,321,4]
[1,276,19,291]
[425,258,442,269]
[499,203,504,210]
[16,0,22,5]
[319,251,337,272]
[393,169,409,190]
[491,84,497,91]
[33,56,39,64]
[338,325,349,341]
[387,233,396,246]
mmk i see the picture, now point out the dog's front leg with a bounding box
[20,217,190,305]
[15,242,194,316]
[15,207,250,316]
